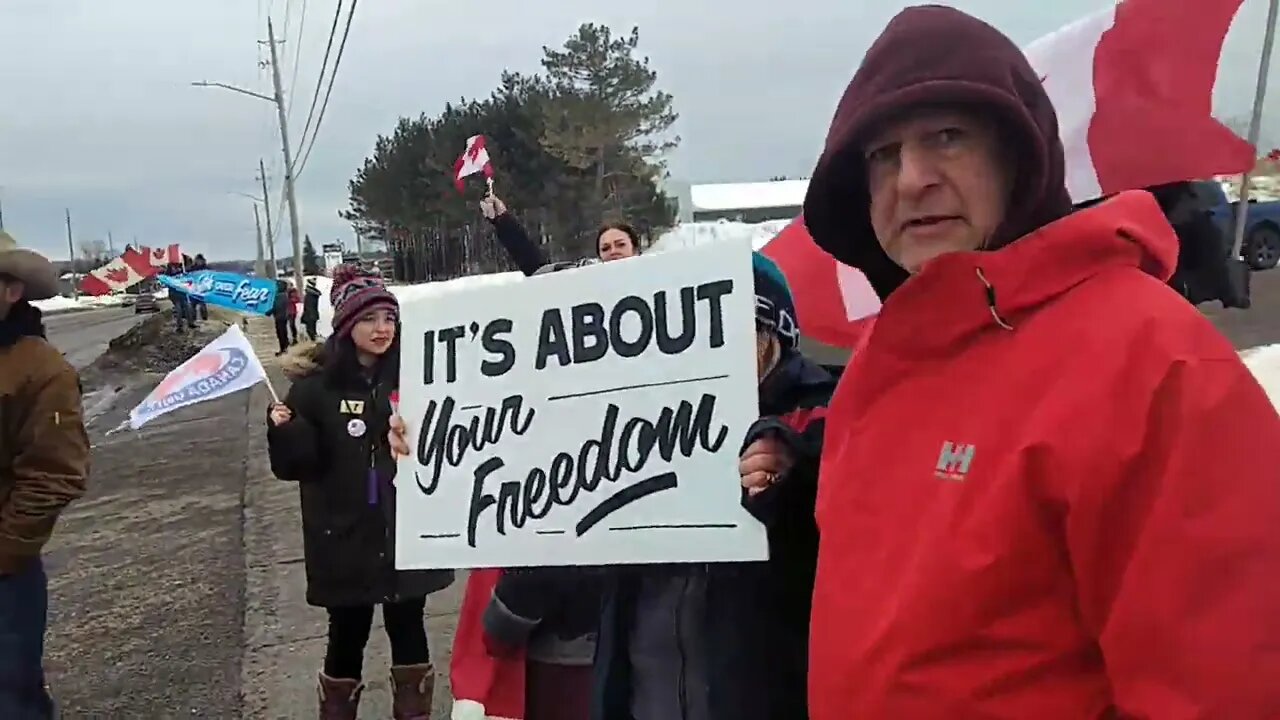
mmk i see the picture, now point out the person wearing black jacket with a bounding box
[301,278,322,341]
[479,194,641,274]
[265,280,291,356]
[267,265,453,720]
[589,252,835,720]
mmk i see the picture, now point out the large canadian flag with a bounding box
[1024,0,1254,202]
[767,0,1254,349]
[80,247,154,295]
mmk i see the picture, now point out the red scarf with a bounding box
[450,569,526,720]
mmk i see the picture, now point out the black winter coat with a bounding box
[592,353,836,720]
[266,341,454,607]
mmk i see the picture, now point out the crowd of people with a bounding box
[4,5,1280,720]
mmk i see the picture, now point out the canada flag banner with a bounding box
[764,0,1254,350]
[147,243,182,267]
[80,246,157,295]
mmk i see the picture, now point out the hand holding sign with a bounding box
[395,237,765,569]
[740,436,793,497]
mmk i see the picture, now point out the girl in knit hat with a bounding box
[266,264,454,720]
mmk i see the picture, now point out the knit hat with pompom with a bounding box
[329,264,398,339]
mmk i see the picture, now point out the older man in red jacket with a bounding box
[801,6,1280,719]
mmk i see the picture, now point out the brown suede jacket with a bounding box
[0,335,89,574]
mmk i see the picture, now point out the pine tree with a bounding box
[539,24,679,223]
[302,235,320,275]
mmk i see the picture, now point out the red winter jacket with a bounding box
[809,191,1280,719]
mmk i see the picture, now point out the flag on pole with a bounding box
[454,135,494,192]
[146,244,183,268]
[126,324,269,430]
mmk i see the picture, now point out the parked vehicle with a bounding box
[134,293,158,314]
[1196,180,1280,271]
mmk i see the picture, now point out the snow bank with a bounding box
[32,296,82,313]
[309,271,525,337]
[651,219,790,254]
[33,294,124,313]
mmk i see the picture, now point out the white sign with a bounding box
[395,237,766,569]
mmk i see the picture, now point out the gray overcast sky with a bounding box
[1,0,1276,261]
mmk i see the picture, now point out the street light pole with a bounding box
[190,16,304,289]
[266,18,306,292]
[253,203,266,277]
[1232,0,1280,261]
[65,209,77,299]
[258,159,279,277]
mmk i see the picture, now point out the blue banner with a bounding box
[158,271,277,315]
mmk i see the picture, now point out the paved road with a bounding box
[44,381,249,718]
[45,307,144,369]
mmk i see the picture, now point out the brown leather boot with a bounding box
[317,672,363,720]
[390,663,435,720]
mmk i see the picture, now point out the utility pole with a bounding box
[253,203,266,277]
[266,18,305,290]
[65,209,78,299]
[0,188,5,230]
[258,159,279,277]
[107,231,115,256]
[1233,0,1280,261]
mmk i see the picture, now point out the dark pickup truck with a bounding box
[1195,180,1280,271]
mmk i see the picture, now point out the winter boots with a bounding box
[317,673,363,720]
[390,663,435,720]
[316,665,433,720]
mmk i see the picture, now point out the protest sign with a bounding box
[158,270,277,315]
[395,237,765,569]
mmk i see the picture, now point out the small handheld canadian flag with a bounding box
[453,135,494,193]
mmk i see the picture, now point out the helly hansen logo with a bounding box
[935,441,975,481]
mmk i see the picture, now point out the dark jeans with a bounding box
[527,661,591,720]
[303,319,318,342]
[0,558,55,719]
[172,293,194,331]
[288,317,298,344]
[191,300,208,321]
[324,598,431,680]
[274,317,290,354]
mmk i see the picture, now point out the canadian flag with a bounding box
[768,0,1255,349]
[145,243,182,267]
[1023,0,1254,202]
[80,247,155,296]
[454,135,494,192]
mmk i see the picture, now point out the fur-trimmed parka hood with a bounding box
[279,340,326,380]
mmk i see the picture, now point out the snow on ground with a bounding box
[1240,343,1280,409]
[33,293,126,313]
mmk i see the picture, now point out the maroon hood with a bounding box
[803,5,1073,300]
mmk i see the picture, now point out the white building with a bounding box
[669,179,810,223]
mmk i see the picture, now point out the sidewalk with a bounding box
[238,320,462,719]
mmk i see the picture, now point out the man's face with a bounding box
[863,108,1013,273]
[0,276,25,320]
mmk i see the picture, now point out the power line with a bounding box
[293,0,357,178]
[286,0,309,120]
[294,0,344,168]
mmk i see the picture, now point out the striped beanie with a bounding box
[752,252,799,351]
[330,264,398,339]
